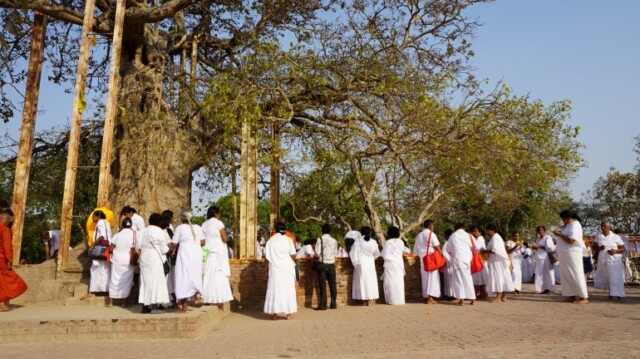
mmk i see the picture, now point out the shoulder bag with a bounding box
[129,231,139,265]
[423,232,445,271]
[470,234,484,274]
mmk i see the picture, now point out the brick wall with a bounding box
[229,256,423,309]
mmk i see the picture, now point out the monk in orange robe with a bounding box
[0,213,28,311]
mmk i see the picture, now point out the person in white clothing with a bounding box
[120,206,145,234]
[506,232,524,294]
[108,218,136,307]
[350,226,381,306]
[264,223,297,320]
[484,224,514,303]
[553,209,588,304]
[81,210,112,300]
[202,206,234,308]
[532,226,556,293]
[470,226,488,300]
[412,219,441,304]
[382,226,410,305]
[296,239,317,259]
[593,222,625,300]
[521,242,534,283]
[441,223,476,306]
[42,229,61,261]
[138,213,171,313]
[171,211,206,312]
[615,230,634,284]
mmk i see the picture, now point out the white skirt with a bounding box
[420,265,441,298]
[138,263,170,306]
[352,257,379,300]
[558,251,588,298]
[450,267,476,300]
[486,259,515,294]
[90,260,111,292]
[109,263,134,299]
[264,265,297,314]
[382,262,405,305]
[202,257,234,304]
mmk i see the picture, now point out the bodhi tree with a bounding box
[0,0,330,214]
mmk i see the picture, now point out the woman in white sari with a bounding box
[593,222,625,300]
[553,209,588,304]
[264,223,297,319]
[532,226,555,294]
[81,210,112,300]
[108,218,136,306]
[350,226,381,306]
[202,206,234,307]
[171,211,205,312]
[381,226,410,305]
[138,213,171,313]
[484,224,514,303]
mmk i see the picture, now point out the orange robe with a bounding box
[0,223,28,301]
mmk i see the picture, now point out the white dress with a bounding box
[382,238,410,305]
[109,228,135,299]
[172,223,205,301]
[263,233,297,314]
[89,219,112,292]
[202,217,234,304]
[593,233,625,297]
[138,226,170,306]
[441,230,476,300]
[486,234,515,294]
[413,229,441,298]
[557,221,588,298]
[506,240,523,291]
[534,235,556,292]
[351,238,381,300]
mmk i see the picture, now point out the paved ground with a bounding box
[1,283,639,358]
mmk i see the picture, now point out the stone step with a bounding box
[0,303,230,343]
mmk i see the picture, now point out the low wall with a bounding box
[229,256,423,308]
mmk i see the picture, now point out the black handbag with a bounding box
[583,256,594,273]
[548,250,559,265]
[162,260,171,276]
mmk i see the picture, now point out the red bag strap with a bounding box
[426,231,432,253]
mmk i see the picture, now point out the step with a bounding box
[0,302,230,343]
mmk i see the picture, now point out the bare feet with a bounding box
[468,300,475,305]
[575,298,588,304]
[217,303,224,310]
[500,293,508,302]
[286,314,293,320]
[541,289,551,294]
[0,302,11,312]
[271,314,278,320]
[80,293,95,300]
[565,296,576,303]
[427,297,439,305]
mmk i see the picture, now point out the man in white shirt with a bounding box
[296,239,317,259]
[42,230,61,260]
[315,223,339,310]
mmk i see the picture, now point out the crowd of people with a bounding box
[79,205,234,314]
[0,198,635,317]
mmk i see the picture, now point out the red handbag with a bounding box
[469,234,484,274]
[423,232,445,271]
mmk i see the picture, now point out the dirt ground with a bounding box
[1,282,639,358]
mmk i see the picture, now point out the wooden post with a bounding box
[239,122,257,259]
[231,167,238,258]
[269,122,281,229]
[59,0,96,274]
[190,35,198,90]
[10,13,48,263]
[97,0,126,207]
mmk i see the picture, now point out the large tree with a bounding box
[1,0,328,215]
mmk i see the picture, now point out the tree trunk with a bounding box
[109,24,201,217]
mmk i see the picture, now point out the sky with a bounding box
[2,0,639,203]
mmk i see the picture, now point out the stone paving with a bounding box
[1,283,639,358]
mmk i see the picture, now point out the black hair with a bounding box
[360,226,372,241]
[161,210,174,219]
[149,213,162,227]
[276,222,287,234]
[486,224,498,232]
[121,217,133,229]
[0,200,9,208]
[444,229,453,239]
[387,226,400,239]
[130,207,137,213]
[454,222,465,230]
[207,206,220,219]
[321,223,331,234]
[93,210,106,220]
[559,209,581,222]
[536,225,546,232]
[423,219,433,228]
[303,238,317,246]
[120,205,133,215]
